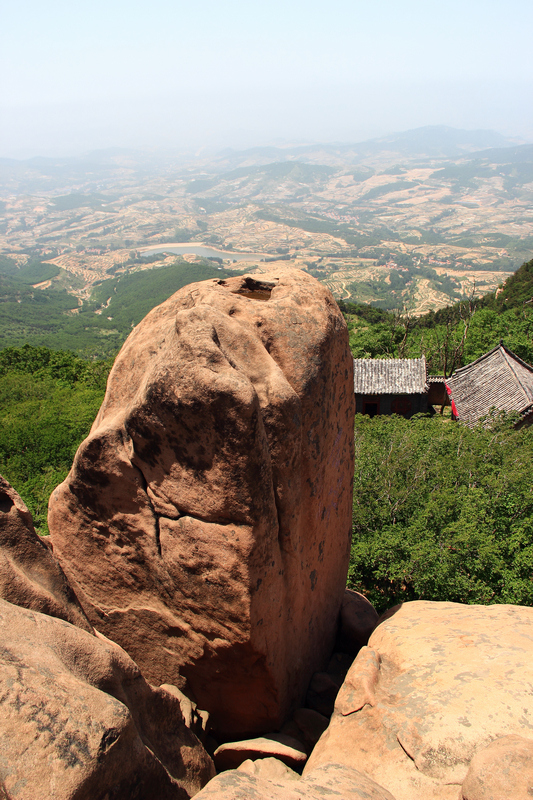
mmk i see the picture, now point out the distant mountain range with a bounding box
[210,126,522,170]
[0,126,526,181]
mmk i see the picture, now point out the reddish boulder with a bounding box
[160,683,210,742]
[291,708,330,752]
[306,601,533,800]
[305,670,342,717]
[461,735,533,800]
[237,757,300,781]
[48,269,355,736]
[336,588,379,654]
[0,598,214,800]
[0,475,91,631]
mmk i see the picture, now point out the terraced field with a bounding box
[1,127,532,313]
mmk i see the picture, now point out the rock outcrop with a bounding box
[305,601,533,800]
[0,475,214,799]
[0,475,91,630]
[213,733,307,771]
[0,598,215,800]
[48,269,355,736]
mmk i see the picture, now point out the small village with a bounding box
[353,341,533,427]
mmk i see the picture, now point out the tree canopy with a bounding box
[349,413,533,612]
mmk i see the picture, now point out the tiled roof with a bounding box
[446,343,533,423]
[353,356,428,394]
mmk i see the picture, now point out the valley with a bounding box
[1,127,532,315]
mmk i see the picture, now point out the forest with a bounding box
[0,256,239,355]
[348,412,533,611]
[0,258,532,609]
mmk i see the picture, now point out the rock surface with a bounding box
[291,708,329,752]
[214,733,307,771]
[194,762,397,799]
[48,268,355,736]
[0,597,214,800]
[0,475,91,631]
[237,757,300,781]
[305,670,342,717]
[306,601,533,800]
[160,683,210,742]
[460,735,533,800]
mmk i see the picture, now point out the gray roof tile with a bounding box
[447,343,533,423]
[353,356,428,394]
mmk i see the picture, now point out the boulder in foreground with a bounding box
[0,598,214,800]
[194,762,397,800]
[306,601,533,800]
[48,269,355,736]
[213,733,307,772]
[461,735,533,800]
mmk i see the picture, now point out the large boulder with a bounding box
[0,475,91,631]
[48,269,355,736]
[0,597,214,800]
[306,601,533,800]
[336,588,379,654]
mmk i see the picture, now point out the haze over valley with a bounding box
[1,125,532,327]
[2,0,531,324]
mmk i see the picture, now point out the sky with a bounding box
[1,0,532,158]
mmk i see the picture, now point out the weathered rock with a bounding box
[160,683,210,742]
[306,601,533,800]
[0,475,91,631]
[194,762,398,799]
[48,268,355,736]
[461,735,533,800]
[280,717,307,744]
[214,733,308,771]
[237,756,300,781]
[327,651,355,683]
[0,597,214,800]
[336,588,379,654]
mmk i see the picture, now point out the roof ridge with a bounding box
[501,347,533,405]
[500,342,533,375]
[353,355,427,394]
[450,344,502,377]
[352,356,426,363]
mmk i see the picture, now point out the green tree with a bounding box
[0,347,110,532]
[348,413,533,612]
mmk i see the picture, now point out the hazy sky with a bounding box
[1,0,532,157]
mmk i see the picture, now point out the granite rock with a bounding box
[48,268,355,736]
[306,601,533,800]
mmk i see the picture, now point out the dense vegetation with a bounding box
[0,257,239,356]
[348,413,533,612]
[0,346,110,532]
[344,258,533,610]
